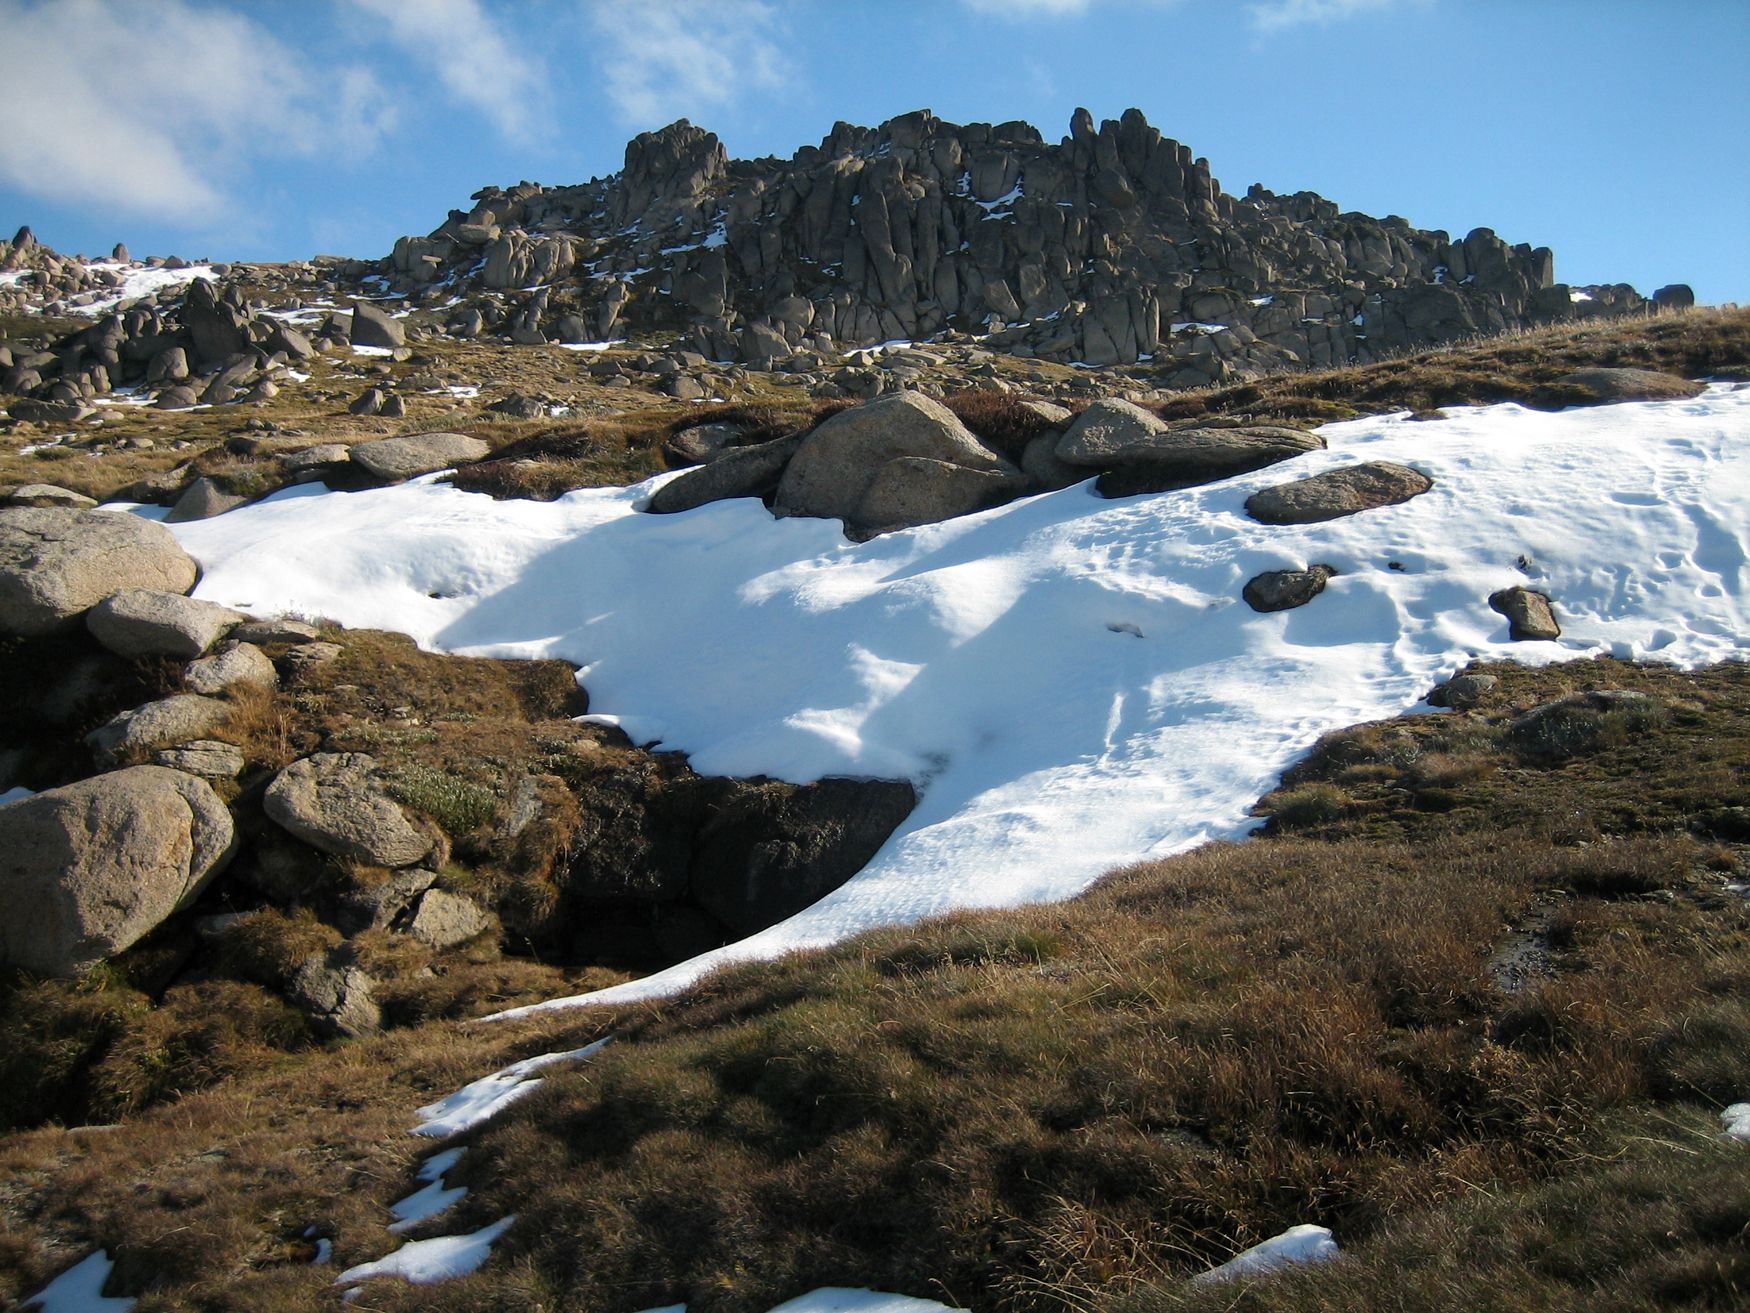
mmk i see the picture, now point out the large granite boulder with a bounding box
[1245,461,1432,524]
[0,766,236,976]
[86,589,244,659]
[774,392,1017,533]
[0,507,198,637]
[350,432,490,482]
[1054,398,1169,465]
[264,752,435,868]
[350,300,406,350]
[854,457,1026,535]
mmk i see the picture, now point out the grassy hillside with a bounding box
[2,657,1744,1311]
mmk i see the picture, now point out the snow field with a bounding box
[159,384,1750,1013]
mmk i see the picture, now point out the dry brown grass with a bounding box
[1154,306,1749,423]
[6,661,1738,1311]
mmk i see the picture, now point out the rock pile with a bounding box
[0,504,919,1043]
[650,387,1334,536]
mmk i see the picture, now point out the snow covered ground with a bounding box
[161,384,1750,1010]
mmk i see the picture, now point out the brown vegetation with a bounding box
[2,659,1743,1311]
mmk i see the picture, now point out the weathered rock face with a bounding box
[775,391,1015,532]
[1245,461,1432,524]
[184,641,279,695]
[264,752,435,868]
[0,766,236,976]
[378,107,1660,375]
[0,508,199,637]
[349,432,490,482]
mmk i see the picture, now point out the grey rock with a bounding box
[663,420,746,467]
[279,443,352,474]
[1020,432,1086,491]
[1245,461,1433,524]
[154,739,247,778]
[146,345,189,383]
[774,391,1009,528]
[154,384,200,410]
[0,507,198,637]
[264,752,434,868]
[1490,586,1561,641]
[1242,565,1337,612]
[165,475,251,522]
[288,950,381,1038]
[184,641,278,695]
[647,431,806,515]
[1094,425,1325,496]
[1551,367,1703,404]
[405,888,492,948]
[231,617,322,645]
[1427,673,1498,710]
[334,866,434,934]
[86,588,243,658]
[87,693,233,765]
[8,398,95,423]
[349,386,386,416]
[278,641,344,678]
[350,300,406,350]
[6,484,97,509]
[0,765,236,976]
[1054,398,1165,466]
[855,457,1027,535]
[350,431,489,482]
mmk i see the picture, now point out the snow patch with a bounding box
[336,1214,514,1288]
[411,1038,610,1137]
[19,1250,135,1311]
[1192,1224,1340,1284]
[1,785,36,805]
[1723,1103,1750,1141]
[767,1290,963,1313]
[389,1147,469,1232]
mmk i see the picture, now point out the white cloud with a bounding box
[0,0,392,220]
[1248,0,1425,33]
[348,0,547,143]
[585,0,790,129]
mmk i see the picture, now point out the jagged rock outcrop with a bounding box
[372,107,1665,377]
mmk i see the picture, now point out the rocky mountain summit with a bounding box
[384,108,1690,376]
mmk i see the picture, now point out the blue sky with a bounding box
[2,0,1745,303]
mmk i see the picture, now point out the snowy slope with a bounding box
[162,384,1750,1010]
